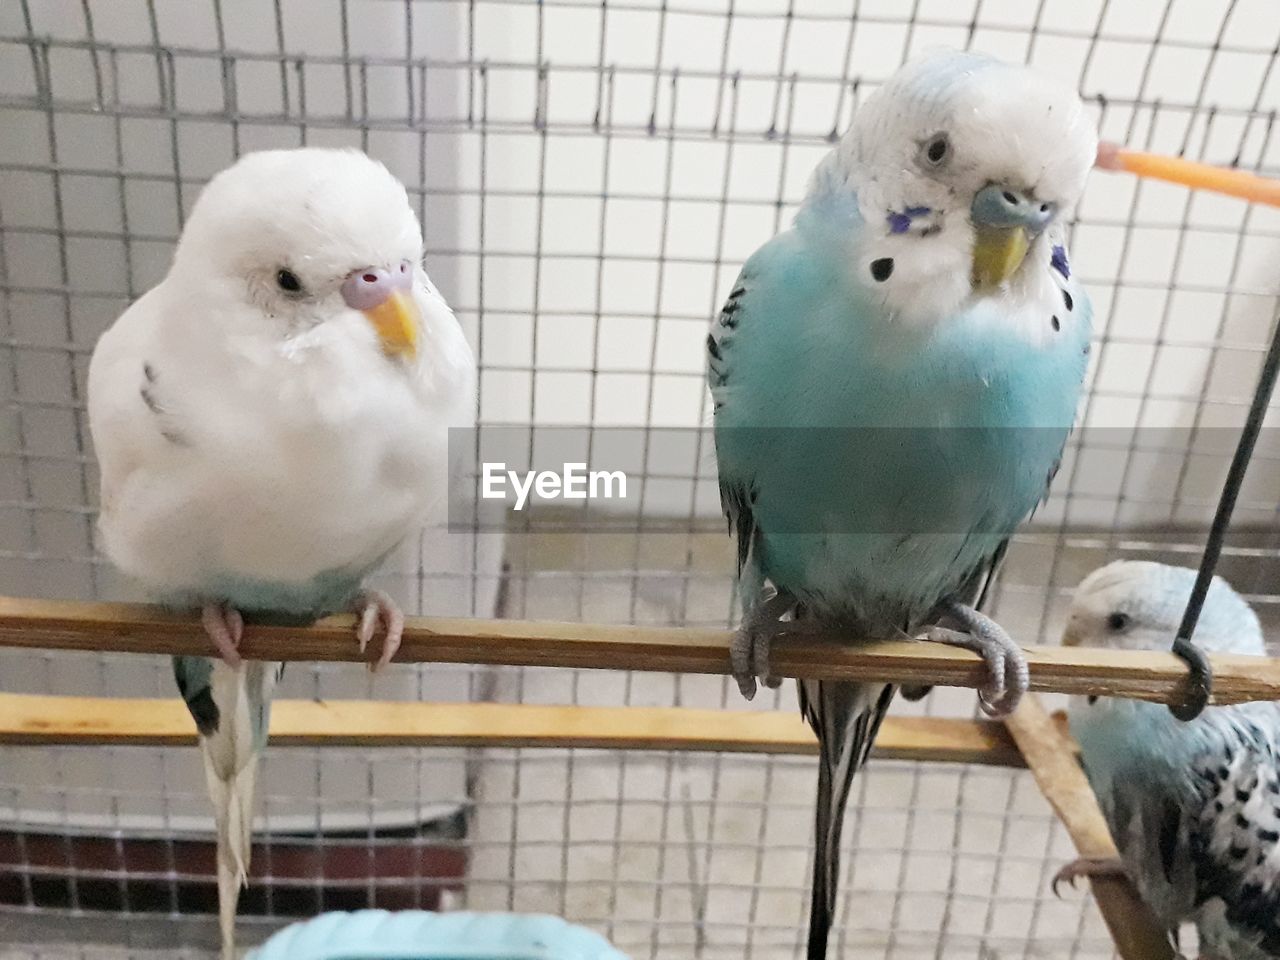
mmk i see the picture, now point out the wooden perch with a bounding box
[0,692,1024,766]
[1005,696,1174,960]
[2,596,1278,706]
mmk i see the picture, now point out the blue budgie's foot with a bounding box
[201,602,244,668]
[1051,856,1126,897]
[354,588,404,672]
[926,600,1028,717]
[730,590,797,700]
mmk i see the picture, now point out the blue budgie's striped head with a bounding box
[807,50,1096,327]
[1063,560,1264,657]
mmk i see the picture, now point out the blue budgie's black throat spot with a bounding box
[870,258,894,282]
[1062,288,1073,311]
[1051,316,1060,332]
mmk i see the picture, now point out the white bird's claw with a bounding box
[201,603,244,668]
[353,589,404,672]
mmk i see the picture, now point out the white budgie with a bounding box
[1063,561,1280,960]
[87,148,476,958]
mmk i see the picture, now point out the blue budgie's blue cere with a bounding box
[708,49,1098,960]
[1065,561,1280,960]
[247,910,632,960]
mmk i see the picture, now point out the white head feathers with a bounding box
[806,50,1097,328]
[818,50,1096,217]
[1064,560,1264,657]
[171,148,424,332]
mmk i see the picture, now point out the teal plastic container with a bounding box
[247,911,631,960]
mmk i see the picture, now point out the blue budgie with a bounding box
[87,148,476,959]
[249,910,630,960]
[707,51,1096,958]
[1063,561,1280,960]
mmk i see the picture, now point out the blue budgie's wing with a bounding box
[1185,705,1280,957]
[1096,703,1280,957]
[708,276,755,577]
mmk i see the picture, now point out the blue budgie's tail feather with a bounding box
[175,656,280,960]
[800,677,896,960]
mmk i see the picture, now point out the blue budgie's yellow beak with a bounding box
[341,262,421,360]
[970,185,1057,289]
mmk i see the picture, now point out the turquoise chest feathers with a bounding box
[711,202,1091,627]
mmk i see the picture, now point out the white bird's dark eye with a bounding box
[276,269,303,293]
[1106,611,1131,632]
[923,134,950,166]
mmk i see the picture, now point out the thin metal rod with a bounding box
[1172,306,1280,717]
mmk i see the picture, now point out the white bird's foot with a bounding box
[201,603,245,668]
[1051,856,1126,896]
[353,588,404,672]
[731,591,796,701]
[926,600,1028,717]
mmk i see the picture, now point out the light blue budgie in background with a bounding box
[249,910,631,960]
[707,51,1097,959]
[1064,561,1280,960]
[87,148,476,959]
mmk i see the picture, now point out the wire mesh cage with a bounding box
[1,0,1279,958]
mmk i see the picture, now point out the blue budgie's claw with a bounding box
[926,601,1028,717]
[1050,857,1126,898]
[730,590,796,700]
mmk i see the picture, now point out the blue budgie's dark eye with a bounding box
[1106,611,1131,632]
[923,134,950,166]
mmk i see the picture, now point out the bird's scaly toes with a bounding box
[353,588,405,672]
[730,623,774,700]
[926,605,1029,718]
[1050,857,1126,897]
[201,603,245,668]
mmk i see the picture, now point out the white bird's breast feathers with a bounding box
[90,281,475,593]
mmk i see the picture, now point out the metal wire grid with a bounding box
[0,750,1116,960]
[1,0,1279,957]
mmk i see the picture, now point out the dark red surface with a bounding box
[0,829,467,915]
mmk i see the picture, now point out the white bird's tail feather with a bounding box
[198,661,276,960]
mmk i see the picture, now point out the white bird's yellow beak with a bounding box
[971,225,1031,290]
[363,290,420,360]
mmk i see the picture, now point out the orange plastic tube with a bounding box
[1095,141,1280,208]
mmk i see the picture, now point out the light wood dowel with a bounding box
[1,596,1277,705]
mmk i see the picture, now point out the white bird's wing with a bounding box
[88,287,193,524]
